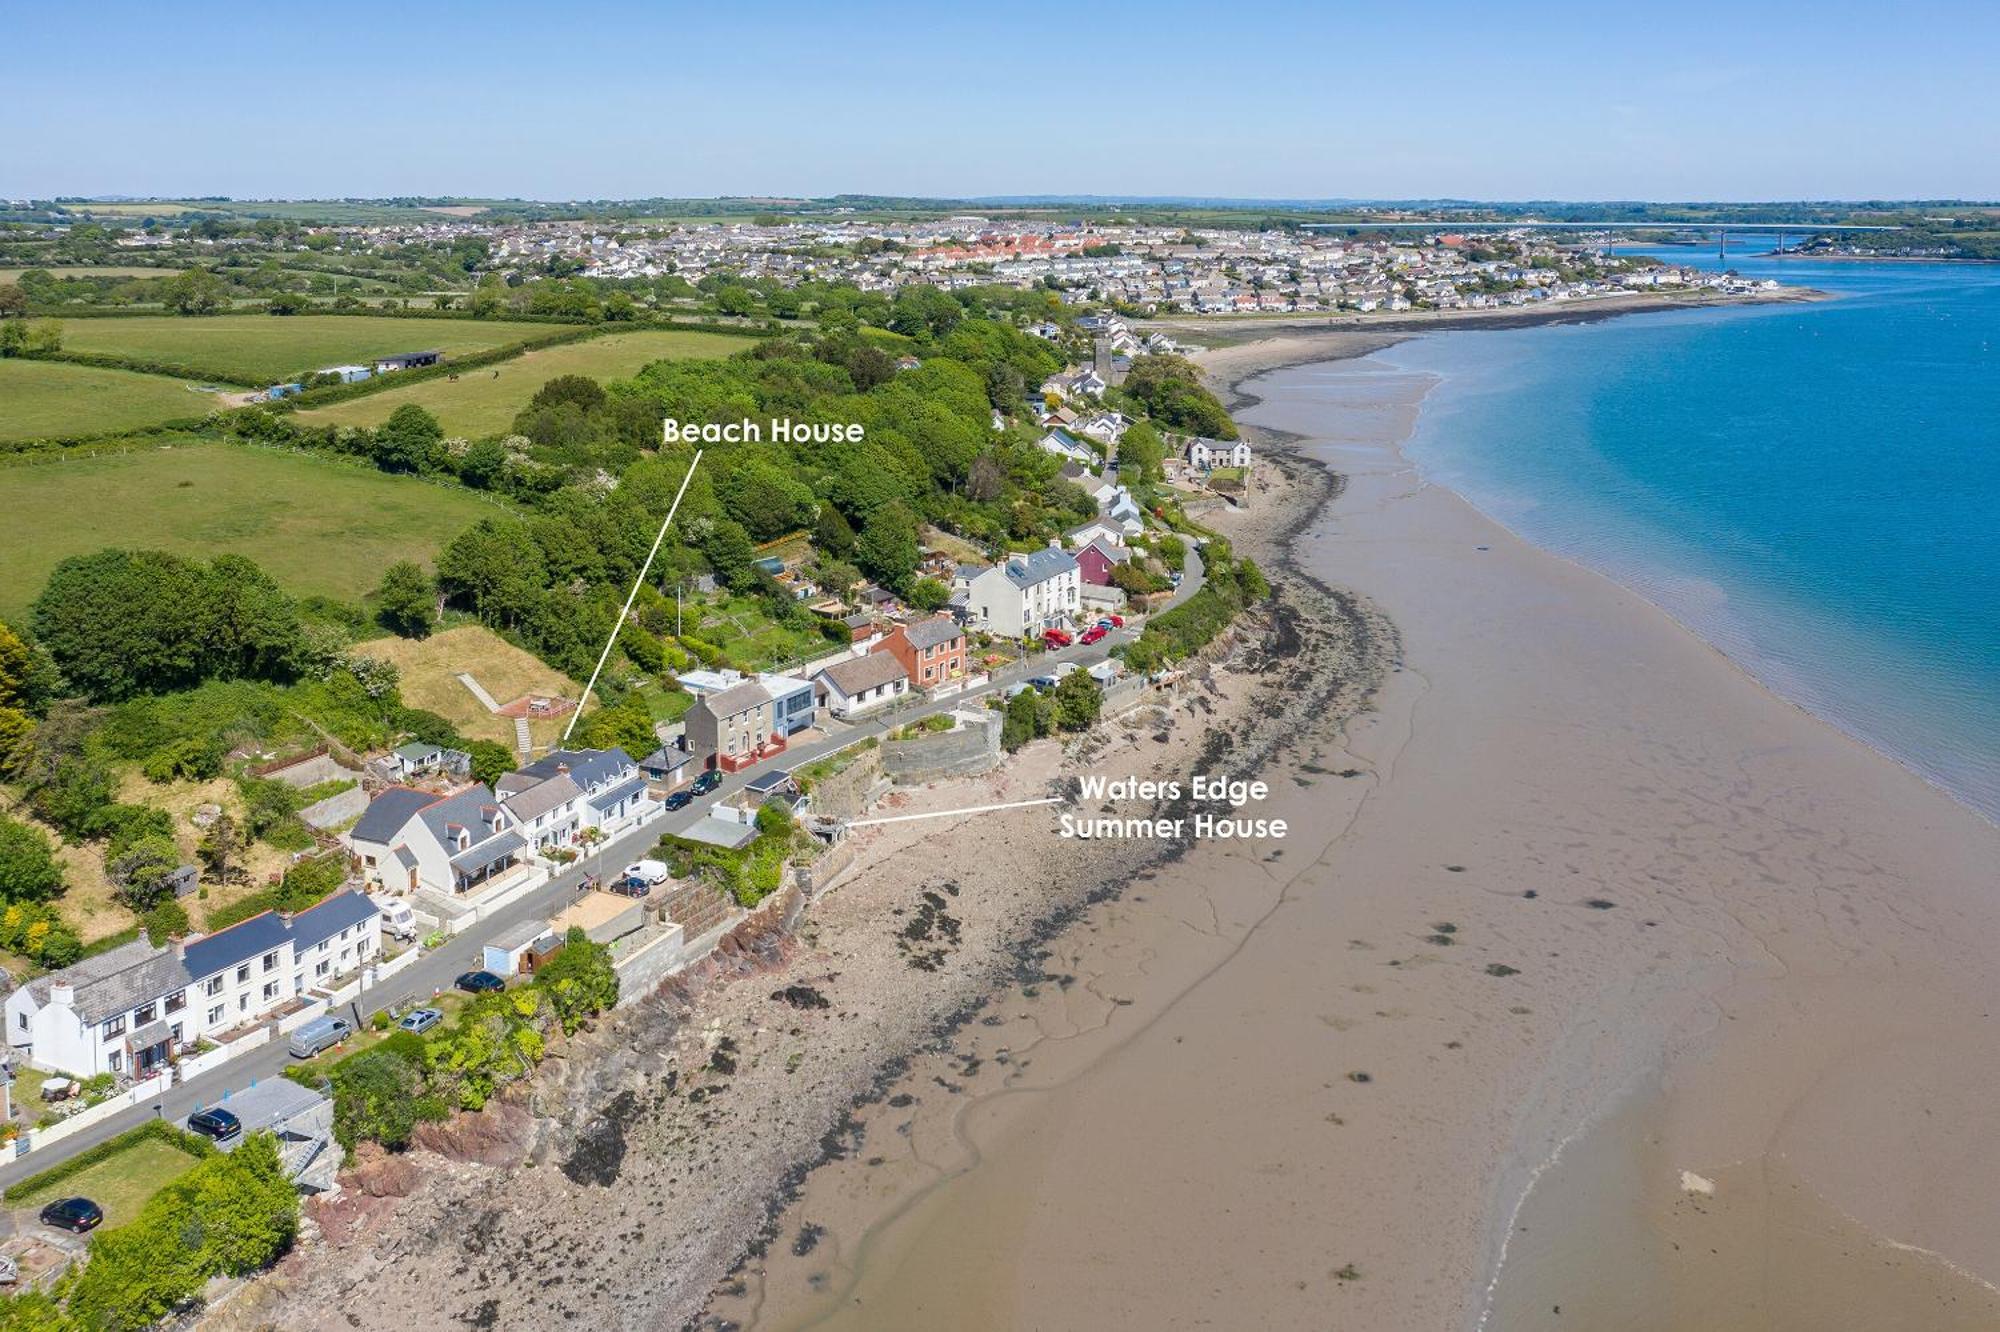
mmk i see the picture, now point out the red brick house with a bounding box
[871,615,969,690]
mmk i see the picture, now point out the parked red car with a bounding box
[1102,614,1125,628]
[1042,628,1073,648]
[1079,625,1109,646]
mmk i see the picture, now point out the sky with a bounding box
[5,0,1997,203]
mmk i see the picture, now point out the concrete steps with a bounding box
[513,717,532,756]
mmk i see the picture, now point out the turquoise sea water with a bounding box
[1390,249,2000,820]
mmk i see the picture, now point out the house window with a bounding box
[315,959,330,978]
[236,964,250,984]
[262,981,279,1001]
[207,1005,224,1025]
[102,1016,126,1039]
[170,1023,183,1044]
[166,991,186,1014]
[262,951,279,972]
[238,996,249,1012]
[134,1002,157,1026]
[14,1012,24,1032]
[207,975,225,996]
[108,1052,122,1073]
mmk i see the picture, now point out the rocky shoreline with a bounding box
[202,428,1396,1331]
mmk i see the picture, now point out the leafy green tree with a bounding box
[534,927,619,1034]
[328,1047,425,1150]
[0,707,29,778]
[160,267,226,316]
[143,897,190,943]
[907,577,950,612]
[0,816,63,903]
[373,560,436,639]
[813,503,856,557]
[855,502,920,591]
[458,437,507,489]
[438,519,549,627]
[1116,420,1167,483]
[573,693,657,759]
[371,404,444,473]
[467,739,516,786]
[1001,688,1042,751]
[30,550,302,701]
[1052,670,1102,732]
[109,833,183,910]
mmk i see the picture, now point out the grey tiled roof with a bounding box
[502,773,581,823]
[184,912,290,985]
[999,548,1079,589]
[702,680,773,719]
[450,830,524,870]
[816,653,908,696]
[290,891,379,953]
[349,787,435,845]
[902,618,963,650]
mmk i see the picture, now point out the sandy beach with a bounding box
[707,327,2000,1332]
[214,310,2000,1332]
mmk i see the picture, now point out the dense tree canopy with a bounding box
[30,550,304,701]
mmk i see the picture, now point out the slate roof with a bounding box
[450,829,524,870]
[592,776,648,810]
[26,940,193,1025]
[184,911,291,985]
[999,548,1079,589]
[516,747,633,792]
[702,680,773,719]
[289,890,380,953]
[349,787,435,845]
[902,617,963,651]
[816,653,908,697]
[502,773,581,823]
[414,786,506,846]
[640,747,693,774]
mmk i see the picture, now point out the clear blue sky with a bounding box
[6,0,1996,202]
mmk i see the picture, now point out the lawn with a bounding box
[295,328,747,436]
[0,266,186,281]
[354,625,581,748]
[10,1135,202,1227]
[693,594,828,672]
[0,358,219,442]
[58,315,562,385]
[0,440,506,620]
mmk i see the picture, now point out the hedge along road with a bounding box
[0,546,1204,1189]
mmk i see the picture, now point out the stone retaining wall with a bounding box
[881,710,1003,783]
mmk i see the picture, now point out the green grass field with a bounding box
[0,441,506,618]
[0,359,218,441]
[10,1135,201,1226]
[57,315,561,384]
[295,328,748,435]
[0,265,185,282]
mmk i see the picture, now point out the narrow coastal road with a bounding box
[0,546,1206,1188]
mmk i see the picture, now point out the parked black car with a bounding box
[40,1197,102,1233]
[690,770,722,796]
[455,970,505,994]
[187,1107,242,1142]
[663,789,694,811]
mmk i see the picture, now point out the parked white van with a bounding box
[624,860,670,886]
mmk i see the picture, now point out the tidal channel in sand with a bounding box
[716,338,2000,1332]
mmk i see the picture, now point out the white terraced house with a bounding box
[4,891,382,1080]
[964,547,1082,638]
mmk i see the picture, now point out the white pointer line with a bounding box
[564,449,704,744]
[846,797,1065,829]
